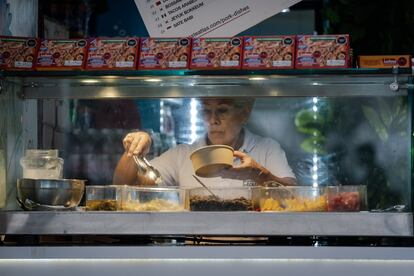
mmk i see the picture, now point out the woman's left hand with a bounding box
[219,151,263,181]
[219,151,298,186]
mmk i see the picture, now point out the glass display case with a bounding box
[1,68,414,276]
[0,68,413,239]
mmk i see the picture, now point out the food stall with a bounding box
[1,68,414,275]
[1,1,414,275]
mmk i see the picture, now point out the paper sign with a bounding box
[134,0,302,37]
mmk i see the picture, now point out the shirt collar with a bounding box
[239,127,256,153]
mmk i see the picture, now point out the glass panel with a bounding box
[4,68,411,78]
[37,96,411,211]
[0,90,6,209]
[3,69,409,100]
[0,81,25,210]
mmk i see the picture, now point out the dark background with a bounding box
[38,0,414,58]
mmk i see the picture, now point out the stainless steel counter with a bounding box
[0,211,412,236]
[2,246,414,276]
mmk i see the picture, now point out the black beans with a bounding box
[189,195,253,211]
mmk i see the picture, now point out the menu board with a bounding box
[134,0,301,37]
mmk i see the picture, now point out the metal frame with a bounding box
[1,69,410,99]
[0,211,412,236]
[2,246,414,276]
[1,70,413,239]
[17,75,409,99]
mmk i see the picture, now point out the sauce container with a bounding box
[326,185,367,212]
[85,185,120,211]
[188,186,259,211]
[120,186,186,211]
[259,186,327,212]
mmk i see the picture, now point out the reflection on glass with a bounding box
[38,96,410,211]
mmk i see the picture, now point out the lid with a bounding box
[25,149,58,158]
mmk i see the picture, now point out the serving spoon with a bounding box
[192,175,220,199]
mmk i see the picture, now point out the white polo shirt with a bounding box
[150,128,295,188]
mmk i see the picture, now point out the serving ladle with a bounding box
[192,175,220,199]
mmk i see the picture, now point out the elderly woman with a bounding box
[113,98,297,187]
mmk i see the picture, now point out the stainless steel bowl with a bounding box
[17,178,85,210]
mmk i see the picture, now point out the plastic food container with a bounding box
[85,185,120,211]
[259,186,327,212]
[326,185,367,212]
[188,187,259,211]
[120,186,186,211]
[190,145,234,177]
[20,149,64,179]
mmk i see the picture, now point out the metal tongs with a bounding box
[16,198,76,211]
[132,155,163,185]
[371,205,407,212]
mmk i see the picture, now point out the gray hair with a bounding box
[200,98,255,110]
[232,98,255,110]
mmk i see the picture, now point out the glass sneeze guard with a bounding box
[1,68,412,99]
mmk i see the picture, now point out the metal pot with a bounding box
[16,178,85,210]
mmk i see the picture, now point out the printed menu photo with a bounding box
[35,39,88,70]
[86,38,139,70]
[138,37,190,70]
[190,37,242,69]
[295,34,350,69]
[0,36,38,70]
[242,36,295,69]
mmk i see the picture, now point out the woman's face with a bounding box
[201,99,250,147]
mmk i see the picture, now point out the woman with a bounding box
[113,98,297,187]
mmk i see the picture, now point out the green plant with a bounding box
[361,97,407,209]
[362,98,408,141]
[295,100,333,154]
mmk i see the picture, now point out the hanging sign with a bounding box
[134,0,302,37]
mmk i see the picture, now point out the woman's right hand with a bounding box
[122,131,152,157]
